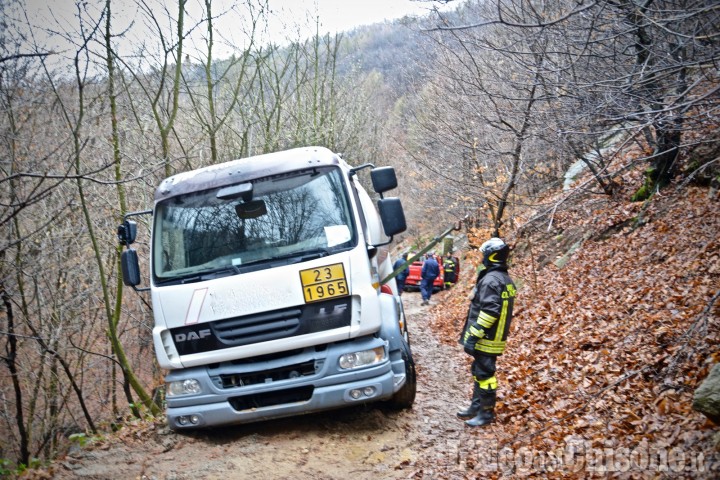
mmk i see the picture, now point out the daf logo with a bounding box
[174,329,212,343]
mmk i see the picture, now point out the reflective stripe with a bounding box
[469,326,483,338]
[495,299,508,342]
[474,375,497,390]
[475,339,505,354]
[477,311,496,329]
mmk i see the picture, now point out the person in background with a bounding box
[457,238,517,427]
[443,252,457,288]
[420,252,440,306]
[393,253,410,295]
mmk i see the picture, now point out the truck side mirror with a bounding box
[377,197,407,236]
[121,249,141,286]
[370,167,398,194]
[117,220,138,246]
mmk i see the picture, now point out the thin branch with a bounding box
[0,52,52,63]
[426,1,600,32]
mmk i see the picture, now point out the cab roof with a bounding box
[154,146,344,201]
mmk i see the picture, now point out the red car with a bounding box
[403,254,445,291]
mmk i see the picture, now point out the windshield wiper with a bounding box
[211,264,241,275]
[174,265,240,284]
[259,247,331,266]
[297,248,332,261]
[178,275,203,285]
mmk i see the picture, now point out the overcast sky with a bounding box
[19,0,449,60]
[216,0,448,55]
[265,0,443,33]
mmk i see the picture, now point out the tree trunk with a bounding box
[1,268,31,467]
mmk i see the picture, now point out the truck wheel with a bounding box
[387,340,416,409]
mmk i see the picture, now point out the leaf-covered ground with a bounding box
[426,156,720,477]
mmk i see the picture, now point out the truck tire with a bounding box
[398,302,410,345]
[387,340,416,409]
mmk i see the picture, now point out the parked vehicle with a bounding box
[403,254,445,291]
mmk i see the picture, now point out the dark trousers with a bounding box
[471,353,497,389]
[420,277,435,301]
[461,353,498,421]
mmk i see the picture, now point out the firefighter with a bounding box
[457,238,517,427]
[443,252,457,288]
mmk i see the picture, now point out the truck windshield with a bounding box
[153,167,356,282]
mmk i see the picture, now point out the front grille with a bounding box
[228,386,314,411]
[172,296,351,355]
[214,308,303,345]
[218,360,317,388]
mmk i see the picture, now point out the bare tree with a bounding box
[433,0,720,200]
[0,0,108,467]
[408,1,556,237]
[103,0,161,419]
[119,0,188,178]
[182,0,262,164]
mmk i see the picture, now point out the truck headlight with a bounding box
[338,347,386,370]
[167,378,202,396]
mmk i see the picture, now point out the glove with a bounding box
[462,328,479,356]
[462,324,486,356]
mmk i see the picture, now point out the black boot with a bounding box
[465,389,496,427]
[456,384,482,419]
[465,408,495,427]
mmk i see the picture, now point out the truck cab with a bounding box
[118,147,415,429]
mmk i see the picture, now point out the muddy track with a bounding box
[52,292,482,480]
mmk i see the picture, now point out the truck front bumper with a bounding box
[164,336,406,429]
[167,369,399,429]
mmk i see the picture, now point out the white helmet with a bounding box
[480,237,509,266]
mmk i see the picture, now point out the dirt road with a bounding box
[51,292,484,479]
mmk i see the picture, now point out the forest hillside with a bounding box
[426,139,720,474]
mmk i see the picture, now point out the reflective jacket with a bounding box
[443,257,456,274]
[460,266,516,356]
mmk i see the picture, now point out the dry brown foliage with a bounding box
[427,151,720,476]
